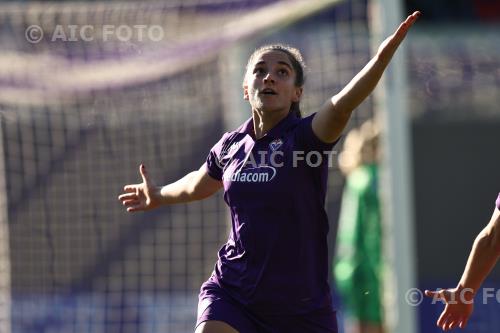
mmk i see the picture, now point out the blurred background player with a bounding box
[334,119,384,333]
[425,193,500,331]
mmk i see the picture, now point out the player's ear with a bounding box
[292,86,303,103]
[243,84,249,100]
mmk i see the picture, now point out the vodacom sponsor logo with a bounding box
[223,166,277,183]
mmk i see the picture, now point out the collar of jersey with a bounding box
[234,111,300,140]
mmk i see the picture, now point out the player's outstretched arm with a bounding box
[424,206,500,331]
[312,11,420,143]
[118,164,223,212]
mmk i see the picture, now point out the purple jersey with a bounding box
[496,193,500,210]
[203,111,337,315]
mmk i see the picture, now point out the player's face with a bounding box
[244,50,302,113]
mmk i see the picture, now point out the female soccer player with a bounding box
[118,11,420,333]
[425,193,500,331]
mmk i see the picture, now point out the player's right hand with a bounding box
[118,164,161,212]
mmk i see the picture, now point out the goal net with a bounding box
[0,0,373,332]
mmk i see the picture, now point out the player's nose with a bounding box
[263,72,275,83]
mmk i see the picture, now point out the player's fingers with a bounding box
[424,290,437,298]
[123,185,137,192]
[460,317,469,329]
[437,311,450,328]
[447,320,459,331]
[123,185,133,192]
[127,203,145,212]
[122,199,139,207]
[442,317,454,331]
[455,317,465,329]
[444,314,460,331]
[450,320,461,331]
[139,164,149,184]
[395,11,420,37]
[118,193,137,202]
[402,11,420,27]
[407,11,421,23]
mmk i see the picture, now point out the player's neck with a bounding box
[252,108,289,140]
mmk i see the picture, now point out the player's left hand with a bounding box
[425,287,474,331]
[377,11,420,61]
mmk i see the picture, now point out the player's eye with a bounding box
[253,67,265,75]
[277,69,289,77]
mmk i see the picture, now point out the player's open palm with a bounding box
[425,288,474,331]
[377,11,420,61]
[118,164,161,212]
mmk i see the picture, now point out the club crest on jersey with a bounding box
[269,138,283,152]
[229,142,240,152]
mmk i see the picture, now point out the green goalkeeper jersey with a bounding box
[334,164,383,323]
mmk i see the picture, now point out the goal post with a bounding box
[369,0,418,332]
[0,114,11,333]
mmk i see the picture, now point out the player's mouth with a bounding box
[259,88,277,96]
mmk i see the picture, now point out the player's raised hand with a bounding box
[424,288,474,331]
[118,164,161,212]
[377,11,420,61]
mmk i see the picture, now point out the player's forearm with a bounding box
[158,167,222,204]
[312,13,417,144]
[313,53,391,143]
[457,234,499,296]
[329,12,418,115]
[457,210,500,295]
[158,171,200,204]
[330,53,389,115]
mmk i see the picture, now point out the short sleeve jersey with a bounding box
[203,111,338,315]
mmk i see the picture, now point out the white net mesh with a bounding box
[0,1,373,332]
